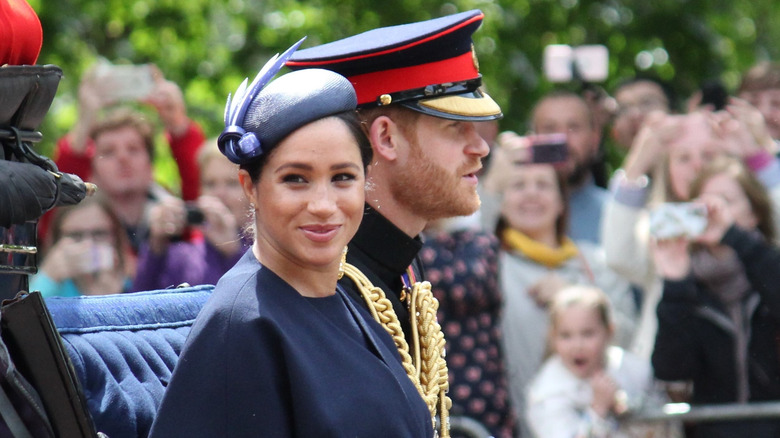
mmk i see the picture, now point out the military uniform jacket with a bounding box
[149,250,433,438]
[339,205,425,341]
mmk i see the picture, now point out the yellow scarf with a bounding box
[502,228,579,268]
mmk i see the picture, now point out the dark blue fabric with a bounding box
[149,250,433,438]
[44,285,214,438]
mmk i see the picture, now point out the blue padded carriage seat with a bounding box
[44,285,214,438]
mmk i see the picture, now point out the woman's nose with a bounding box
[308,185,337,215]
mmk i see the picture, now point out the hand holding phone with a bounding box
[527,133,568,164]
[649,202,708,240]
[498,132,568,164]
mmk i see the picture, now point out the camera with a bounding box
[649,202,708,239]
[185,204,205,225]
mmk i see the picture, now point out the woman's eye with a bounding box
[282,174,307,184]
[333,172,357,183]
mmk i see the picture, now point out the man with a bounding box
[85,109,169,251]
[738,61,780,144]
[52,73,205,252]
[287,9,502,436]
[611,77,674,151]
[531,90,608,244]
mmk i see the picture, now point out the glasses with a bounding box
[614,97,668,118]
[61,229,112,243]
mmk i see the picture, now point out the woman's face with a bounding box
[58,203,118,274]
[243,117,365,272]
[552,304,611,379]
[667,116,721,201]
[59,204,114,246]
[200,155,246,223]
[699,172,758,231]
[500,164,563,239]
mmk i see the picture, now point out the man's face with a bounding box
[532,96,599,186]
[91,125,153,198]
[739,88,780,140]
[612,81,670,150]
[389,114,490,220]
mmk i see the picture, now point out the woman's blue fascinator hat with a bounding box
[218,37,358,165]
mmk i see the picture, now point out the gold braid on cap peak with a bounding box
[342,263,451,437]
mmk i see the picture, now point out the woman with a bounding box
[490,140,636,437]
[131,138,250,291]
[652,157,780,437]
[603,107,780,359]
[148,43,434,437]
[30,195,132,297]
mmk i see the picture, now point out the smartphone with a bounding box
[699,80,728,111]
[94,63,155,101]
[649,202,708,239]
[527,133,568,164]
[76,242,115,275]
[543,44,609,83]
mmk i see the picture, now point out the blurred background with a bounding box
[30,0,780,195]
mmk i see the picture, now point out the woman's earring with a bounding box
[337,246,348,279]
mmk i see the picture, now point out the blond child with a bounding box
[525,285,672,438]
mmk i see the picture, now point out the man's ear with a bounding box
[238,169,257,201]
[367,115,402,162]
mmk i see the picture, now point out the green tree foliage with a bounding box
[28,0,780,188]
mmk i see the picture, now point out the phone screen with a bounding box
[528,133,568,164]
[95,64,155,101]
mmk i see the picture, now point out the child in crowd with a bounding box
[526,285,673,438]
[491,151,636,436]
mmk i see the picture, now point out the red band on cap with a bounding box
[349,51,478,105]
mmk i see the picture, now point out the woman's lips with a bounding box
[300,224,340,242]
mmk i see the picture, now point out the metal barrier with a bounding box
[448,415,493,438]
[626,401,780,424]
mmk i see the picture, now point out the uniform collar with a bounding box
[350,204,422,275]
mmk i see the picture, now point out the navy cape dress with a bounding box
[149,250,433,437]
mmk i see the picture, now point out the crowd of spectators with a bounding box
[26,40,780,437]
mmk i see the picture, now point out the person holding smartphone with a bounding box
[528,90,609,245]
[31,195,133,297]
[484,140,636,437]
[652,156,780,437]
[46,62,206,253]
[602,107,780,361]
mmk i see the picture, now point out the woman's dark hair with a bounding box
[240,110,372,183]
[614,75,679,113]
